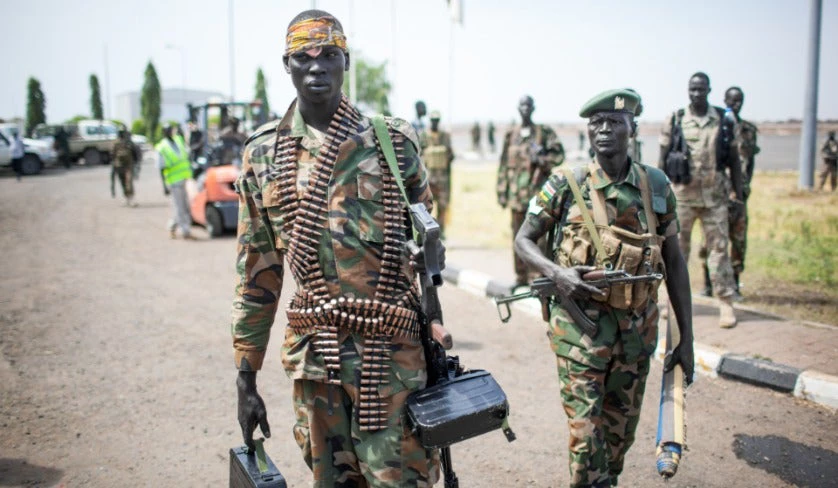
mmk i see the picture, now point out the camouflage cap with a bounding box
[429,110,441,120]
[579,89,641,118]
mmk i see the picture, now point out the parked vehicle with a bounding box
[0,123,58,175]
[33,120,120,165]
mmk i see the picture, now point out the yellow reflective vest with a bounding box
[156,136,193,185]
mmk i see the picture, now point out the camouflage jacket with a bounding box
[823,138,838,160]
[231,100,432,375]
[111,140,137,169]
[736,118,759,186]
[420,130,454,183]
[527,159,679,362]
[497,124,565,211]
[659,107,729,207]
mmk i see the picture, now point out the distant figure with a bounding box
[497,95,565,288]
[487,121,496,153]
[471,121,482,152]
[110,128,139,207]
[54,126,71,169]
[11,131,24,181]
[659,72,742,328]
[219,117,247,167]
[412,100,427,134]
[819,131,838,191]
[420,110,455,238]
[626,88,644,163]
[578,130,585,151]
[700,86,760,298]
[156,123,194,240]
[187,120,204,162]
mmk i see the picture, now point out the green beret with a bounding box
[579,89,641,118]
[429,110,441,119]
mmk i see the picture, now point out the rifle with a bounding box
[406,203,459,488]
[494,269,663,337]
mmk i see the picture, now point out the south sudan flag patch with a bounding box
[538,179,558,204]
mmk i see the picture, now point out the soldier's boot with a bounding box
[719,296,737,329]
[701,263,713,297]
[732,271,743,302]
[169,228,177,239]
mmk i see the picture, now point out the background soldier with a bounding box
[53,126,71,169]
[626,88,644,163]
[412,99,427,134]
[471,121,482,152]
[232,10,440,486]
[497,95,565,288]
[516,89,694,488]
[819,131,838,191]
[700,86,759,297]
[110,128,138,207]
[487,121,496,153]
[420,110,455,238]
[659,72,743,328]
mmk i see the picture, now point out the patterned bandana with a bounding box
[285,16,348,56]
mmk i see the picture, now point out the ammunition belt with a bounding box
[286,293,421,432]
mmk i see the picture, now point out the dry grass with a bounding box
[446,164,838,325]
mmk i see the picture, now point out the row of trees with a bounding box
[24,54,391,138]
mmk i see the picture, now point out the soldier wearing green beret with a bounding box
[516,89,694,487]
[420,110,455,238]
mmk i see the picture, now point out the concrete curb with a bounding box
[442,264,838,411]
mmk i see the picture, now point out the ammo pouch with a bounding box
[405,369,515,449]
[589,226,665,310]
[664,151,691,185]
[423,145,448,171]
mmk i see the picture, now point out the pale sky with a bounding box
[2,0,837,125]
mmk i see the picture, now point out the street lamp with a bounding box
[165,43,187,91]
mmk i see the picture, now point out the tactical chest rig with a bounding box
[423,133,448,172]
[269,96,421,431]
[558,163,666,312]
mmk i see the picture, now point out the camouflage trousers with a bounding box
[429,179,450,238]
[699,199,748,274]
[819,158,837,191]
[291,335,439,487]
[549,301,658,488]
[115,165,134,198]
[677,203,736,298]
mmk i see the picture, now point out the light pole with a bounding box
[165,43,187,91]
[798,0,823,189]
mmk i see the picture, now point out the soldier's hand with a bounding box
[664,340,695,386]
[236,371,271,452]
[547,265,605,301]
[407,240,446,274]
[498,196,508,209]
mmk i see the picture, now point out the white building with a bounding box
[115,88,225,126]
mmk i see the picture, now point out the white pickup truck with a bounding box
[0,123,58,175]
[33,120,120,165]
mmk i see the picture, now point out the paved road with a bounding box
[0,162,835,487]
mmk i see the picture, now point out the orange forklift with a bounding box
[187,101,265,237]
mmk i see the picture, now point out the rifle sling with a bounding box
[372,115,410,206]
[561,167,610,269]
[637,165,659,236]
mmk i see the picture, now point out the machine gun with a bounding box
[494,269,663,337]
[406,203,459,487]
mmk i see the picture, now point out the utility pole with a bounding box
[799,0,822,189]
[229,0,236,101]
[103,44,111,119]
[390,0,398,115]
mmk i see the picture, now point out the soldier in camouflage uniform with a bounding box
[110,128,138,207]
[419,111,454,238]
[232,10,440,487]
[699,86,759,297]
[819,131,838,191]
[497,95,565,287]
[516,89,695,488]
[659,72,743,328]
